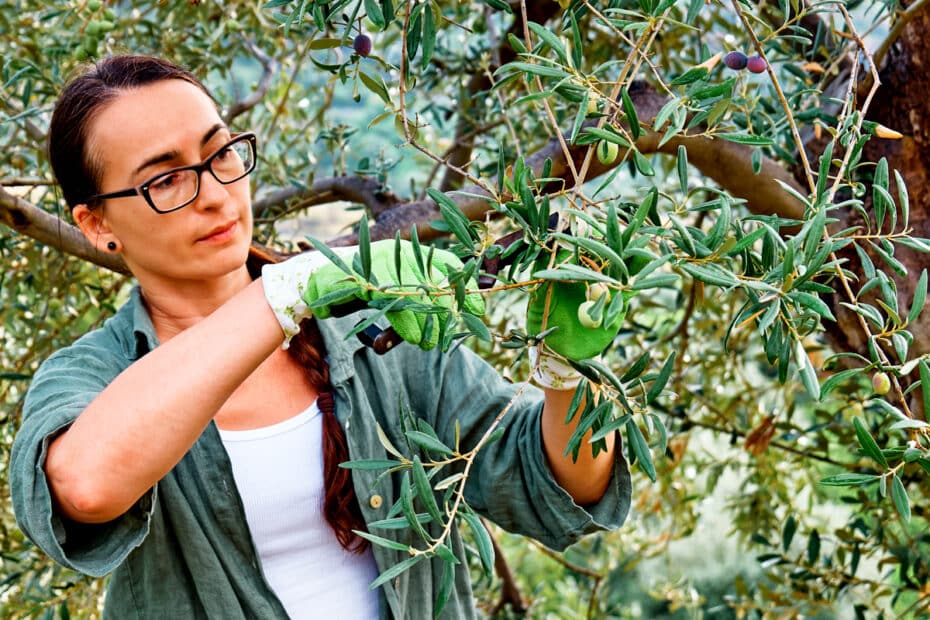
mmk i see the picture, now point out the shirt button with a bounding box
[369,494,383,509]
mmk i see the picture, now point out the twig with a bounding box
[428,116,507,194]
[411,382,532,559]
[0,93,45,143]
[267,39,312,144]
[519,0,580,186]
[528,539,603,578]
[485,519,528,615]
[396,1,495,198]
[581,1,674,96]
[224,38,278,125]
[819,7,916,423]
[894,587,930,620]
[572,9,671,201]
[730,0,817,195]
[0,178,56,186]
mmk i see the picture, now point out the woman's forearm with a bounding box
[45,279,283,523]
[539,387,616,505]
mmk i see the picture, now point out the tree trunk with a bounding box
[819,1,930,413]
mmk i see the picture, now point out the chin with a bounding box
[217,242,253,276]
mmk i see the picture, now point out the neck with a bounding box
[138,265,254,342]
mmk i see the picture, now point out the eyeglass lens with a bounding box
[148,139,254,212]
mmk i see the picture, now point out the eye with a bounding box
[213,145,234,161]
[150,172,182,191]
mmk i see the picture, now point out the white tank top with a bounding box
[218,402,380,619]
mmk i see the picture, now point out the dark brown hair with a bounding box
[49,55,368,552]
[48,55,210,209]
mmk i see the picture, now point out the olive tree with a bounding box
[2,0,929,617]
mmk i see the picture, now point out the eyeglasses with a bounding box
[86,132,257,214]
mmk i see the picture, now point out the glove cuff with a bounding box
[261,251,332,349]
[529,345,582,391]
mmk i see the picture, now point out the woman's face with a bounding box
[76,79,253,289]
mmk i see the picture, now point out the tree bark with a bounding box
[819,0,930,364]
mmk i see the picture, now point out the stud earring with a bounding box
[107,241,118,251]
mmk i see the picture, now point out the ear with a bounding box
[73,204,119,253]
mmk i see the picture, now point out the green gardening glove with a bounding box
[525,280,633,361]
[303,239,485,350]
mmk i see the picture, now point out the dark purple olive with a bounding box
[747,55,767,73]
[353,34,372,57]
[723,51,748,70]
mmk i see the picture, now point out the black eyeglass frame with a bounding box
[84,132,258,214]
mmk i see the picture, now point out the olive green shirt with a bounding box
[11,287,632,619]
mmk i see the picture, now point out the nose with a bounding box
[193,167,229,211]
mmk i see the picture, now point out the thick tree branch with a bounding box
[2,186,294,275]
[252,175,402,220]
[223,40,278,125]
[6,88,803,265]
[327,91,805,246]
[0,187,129,274]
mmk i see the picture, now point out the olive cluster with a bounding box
[723,51,767,74]
[75,0,117,60]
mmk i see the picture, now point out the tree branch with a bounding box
[326,88,805,246]
[223,39,278,125]
[6,87,804,264]
[0,187,129,274]
[484,519,528,616]
[252,175,402,220]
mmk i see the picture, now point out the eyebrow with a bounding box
[131,123,228,178]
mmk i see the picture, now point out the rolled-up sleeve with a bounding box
[10,346,157,577]
[407,344,632,551]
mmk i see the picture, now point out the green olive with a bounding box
[596,140,619,165]
[577,300,603,328]
[394,115,420,142]
[585,282,609,302]
[871,372,891,395]
[586,96,599,116]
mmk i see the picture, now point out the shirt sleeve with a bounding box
[405,344,632,552]
[10,344,157,578]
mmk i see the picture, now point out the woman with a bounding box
[10,55,631,619]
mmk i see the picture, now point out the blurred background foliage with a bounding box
[3,0,930,618]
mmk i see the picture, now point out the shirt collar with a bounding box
[115,286,159,359]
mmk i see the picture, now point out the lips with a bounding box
[197,221,237,243]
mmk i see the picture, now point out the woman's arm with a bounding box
[44,279,283,524]
[540,387,615,505]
